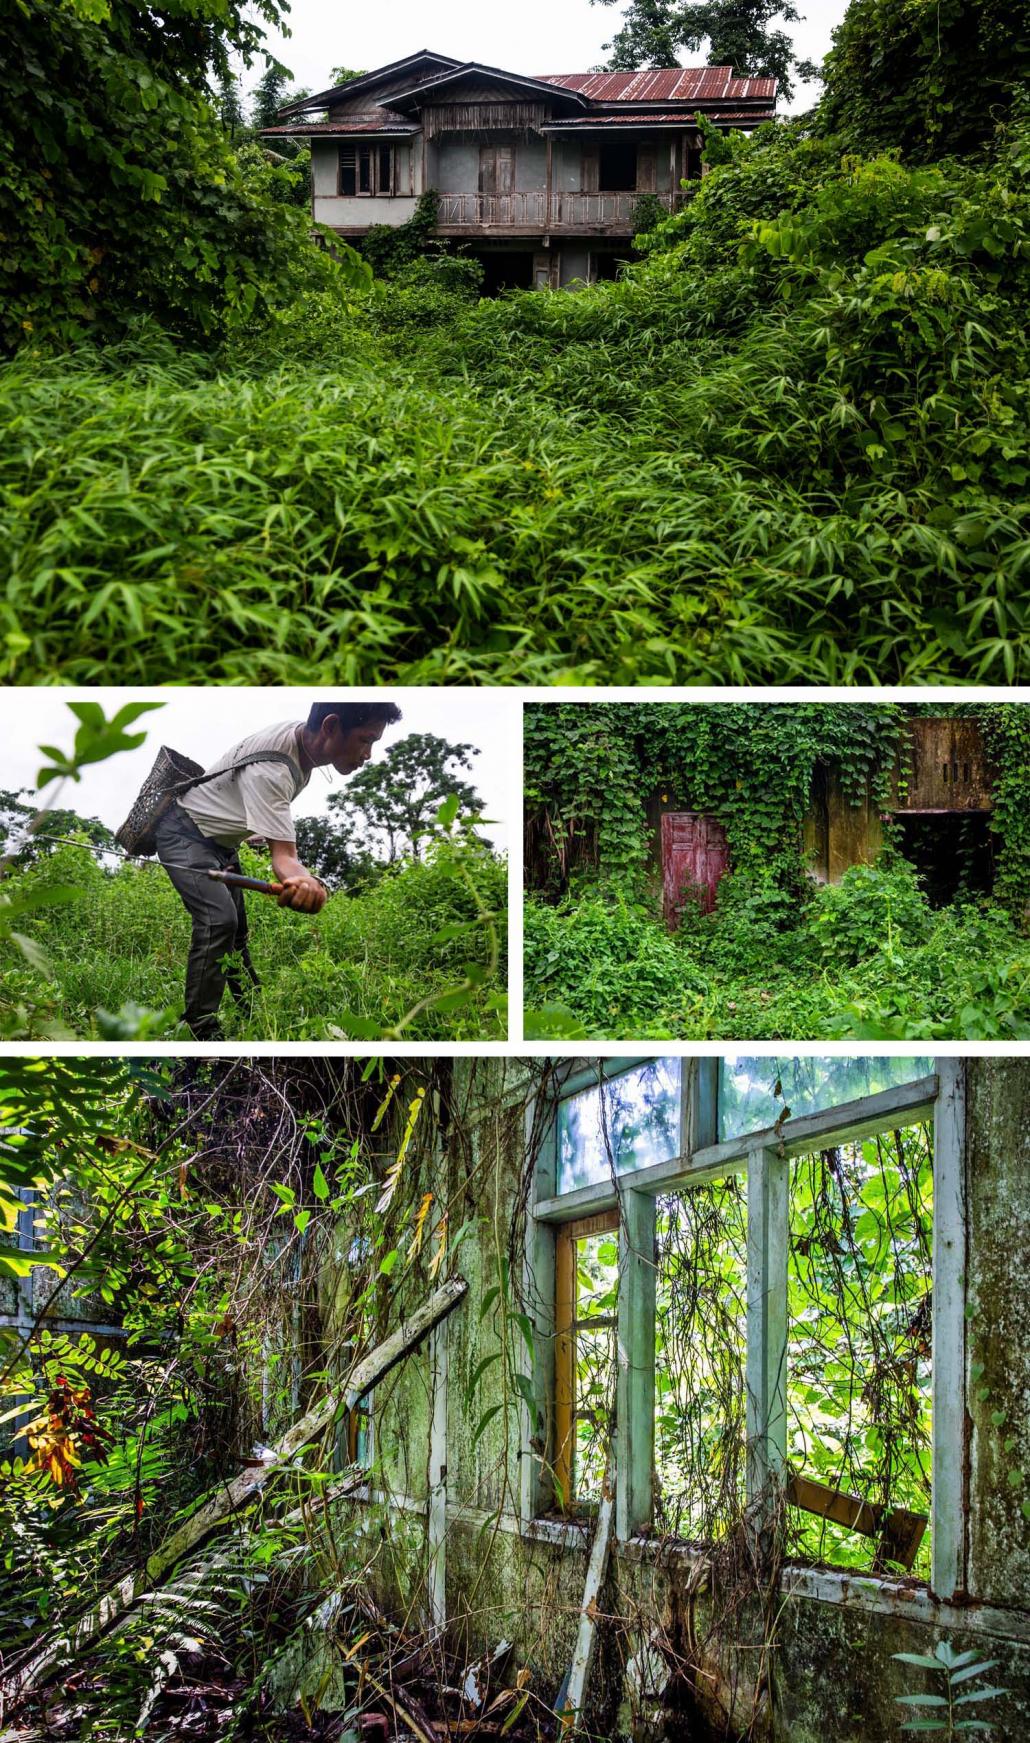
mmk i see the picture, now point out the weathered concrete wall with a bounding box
[315,1057,1030,1740]
[965,1059,1030,1607]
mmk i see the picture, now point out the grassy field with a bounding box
[0,841,507,1041]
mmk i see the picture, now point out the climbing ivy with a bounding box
[524,703,905,894]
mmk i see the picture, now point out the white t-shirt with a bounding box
[178,722,311,847]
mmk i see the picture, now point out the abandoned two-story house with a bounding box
[262,48,777,290]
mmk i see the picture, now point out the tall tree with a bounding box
[328,734,484,864]
[217,69,246,136]
[250,60,292,130]
[0,0,369,350]
[594,0,818,103]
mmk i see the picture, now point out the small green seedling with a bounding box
[893,1640,1008,1736]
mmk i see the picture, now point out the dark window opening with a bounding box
[897,813,995,907]
[339,147,356,196]
[592,252,625,282]
[358,147,372,194]
[378,145,393,194]
[598,139,637,192]
[477,251,535,295]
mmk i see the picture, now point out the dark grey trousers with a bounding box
[155,803,259,1040]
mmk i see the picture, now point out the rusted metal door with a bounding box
[661,812,729,926]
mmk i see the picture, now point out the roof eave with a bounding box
[388,62,590,112]
[277,49,462,118]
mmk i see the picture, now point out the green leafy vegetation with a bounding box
[0,707,506,1041]
[2,832,507,1042]
[2,19,1029,680]
[524,703,1030,1040]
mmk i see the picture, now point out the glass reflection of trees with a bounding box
[557,1059,681,1194]
[718,1057,933,1143]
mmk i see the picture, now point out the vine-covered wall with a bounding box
[524,704,1030,915]
[301,1057,1030,1742]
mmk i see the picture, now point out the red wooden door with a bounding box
[661,812,729,927]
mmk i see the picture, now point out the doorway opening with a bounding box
[895,812,995,906]
[478,251,536,295]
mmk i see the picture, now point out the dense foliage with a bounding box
[524,703,1030,1041]
[0,833,506,1042]
[0,0,368,350]
[1,84,1029,679]
[819,0,1030,160]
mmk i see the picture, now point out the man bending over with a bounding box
[157,700,402,1038]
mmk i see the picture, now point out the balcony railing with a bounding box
[434,190,682,230]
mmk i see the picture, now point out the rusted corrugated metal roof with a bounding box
[262,117,420,136]
[538,68,777,101]
[543,108,775,127]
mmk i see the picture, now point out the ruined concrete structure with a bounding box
[649,716,996,923]
[262,49,776,290]
[286,1056,1029,1741]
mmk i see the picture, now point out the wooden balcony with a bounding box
[434,188,683,235]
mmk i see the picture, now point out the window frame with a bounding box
[337,141,401,198]
[522,1057,965,1604]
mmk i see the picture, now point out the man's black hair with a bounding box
[306,701,402,734]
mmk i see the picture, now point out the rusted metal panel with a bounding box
[660,811,729,925]
[537,69,778,102]
[892,718,994,814]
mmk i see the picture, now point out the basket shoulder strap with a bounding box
[175,749,303,797]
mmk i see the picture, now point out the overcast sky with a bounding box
[246,0,849,117]
[4,689,514,853]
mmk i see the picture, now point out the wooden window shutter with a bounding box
[581,145,599,194]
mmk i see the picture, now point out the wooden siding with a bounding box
[892,717,994,813]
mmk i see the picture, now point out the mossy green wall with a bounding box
[317,1058,1030,1740]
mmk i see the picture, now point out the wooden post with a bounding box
[932,1058,967,1601]
[554,1220,576,1511]
[520,1094,558,1526]
[558,1463,615,1730]
[746,1146,788,1523]
[616,1188,655,1540]
[427,1317,448,1627]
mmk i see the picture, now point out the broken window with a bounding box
[554,1212,619,1510]
[598,139,637,191]
[654,1180,747,1541]
[787,1124,933,1576]
[538,1057,955,1590]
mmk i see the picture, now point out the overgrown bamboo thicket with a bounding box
[2,24,1029,681]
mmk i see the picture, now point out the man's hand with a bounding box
[267,843,327,913]
[276,873,327,913]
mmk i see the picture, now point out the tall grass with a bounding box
[0,843,508,1041]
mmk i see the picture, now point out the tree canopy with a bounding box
[594,0,818,102]
[0,0,368,350]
